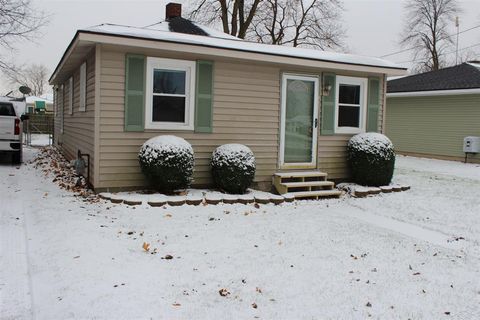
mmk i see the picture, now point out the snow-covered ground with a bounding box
[28,134,52,147]
[1,149,479,319]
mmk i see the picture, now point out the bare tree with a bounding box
[249,0,344,49]
[5,64,49,96]
[401,0,460,72]
[188,0,345,50]
[0,0,47,73]
[189,0,262,39]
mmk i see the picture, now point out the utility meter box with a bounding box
[463,136,480,153]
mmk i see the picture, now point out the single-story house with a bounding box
[386,62,480,163]
[49,3,406,194]
[26,95,53,113]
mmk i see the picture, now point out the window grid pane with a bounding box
[339,84,360,104]
[152,96,186,123]
[338,105,360,128]
[153,69,186,94]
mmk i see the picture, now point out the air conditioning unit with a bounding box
[463,136,480,153]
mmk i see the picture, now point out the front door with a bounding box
[280,74,319,169]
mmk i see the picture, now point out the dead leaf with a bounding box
[164,254,173,260]
[413,272,421,276]
[366,302,372,307]
[219,288,230,297]
[172,303,181,307]
[254,203,260,209]
[252,302,258,309]
[142,242,150,252]
[165,214,172,218]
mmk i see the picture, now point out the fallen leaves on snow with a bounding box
[219,288,230,297]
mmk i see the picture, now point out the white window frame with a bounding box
[334,76,368,134]
[79,62,86,112]
[68,77,73,115]
[145,57,196,131]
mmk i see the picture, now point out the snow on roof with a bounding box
[467,62,480,69]
[26,96,53,104]
[81,23,404,70]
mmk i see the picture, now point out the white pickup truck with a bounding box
[0,96,28,164]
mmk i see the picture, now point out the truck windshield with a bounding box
[0,103,16,116]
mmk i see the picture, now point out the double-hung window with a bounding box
[335,76,367,134]
[145,57,195,130]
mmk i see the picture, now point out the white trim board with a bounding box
[387,88,480,97]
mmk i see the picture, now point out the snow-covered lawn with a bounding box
[1,149,479,319]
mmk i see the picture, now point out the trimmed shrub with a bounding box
[138,135,194,192]
[347,132,395,186]
[211,144,256,194]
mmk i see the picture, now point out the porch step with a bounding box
[274,171,328,178]
[282,181,334,188]
[289,190,343,199]
[273,170,341,199]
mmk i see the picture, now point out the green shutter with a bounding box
[367,77,381,132]
[321,73,336,135]
[195,60,214,133]
[125,54,145,132]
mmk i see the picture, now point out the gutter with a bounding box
[49,31,81,84]
[78,30,408,72]
[50,30,407,83]
[387,88,480,97]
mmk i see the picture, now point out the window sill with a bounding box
[335,127,364,135]
[145,123,194,131]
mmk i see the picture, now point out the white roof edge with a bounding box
[387,88,480,97]
[79,24,406,72]
[77,32,406,77]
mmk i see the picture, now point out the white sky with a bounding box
[1,0,479,94]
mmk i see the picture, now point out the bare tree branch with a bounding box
[0,0,48,74]
[188,0,345,50]
[4,63,49,96]
[401,0,460,72]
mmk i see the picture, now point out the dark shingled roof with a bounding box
[387,62,480,93]
[168,17,209,36]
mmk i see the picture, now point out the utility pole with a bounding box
[455,16,460,65]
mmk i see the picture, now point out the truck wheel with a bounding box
[12,151,21,164]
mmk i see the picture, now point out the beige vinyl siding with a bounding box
[317,75,386,179]
[98,49,280,190]
[54,51,96,184]
[386,94,480,163]
[96,47,386,190]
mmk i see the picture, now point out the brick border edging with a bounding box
[353,185,411,198]
[99,193,298,207]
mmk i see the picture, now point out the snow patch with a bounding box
[212,143,255,169]
[138,135,193,166]
[348,132,394,159]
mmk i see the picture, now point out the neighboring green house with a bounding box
[386,62,480,163]
[26,96,54,114]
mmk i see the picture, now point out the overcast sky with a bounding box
[1,0,479,94]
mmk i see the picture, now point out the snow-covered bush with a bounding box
[211,144,256,194]
[138,135,194,192]
[347,132,395,186]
